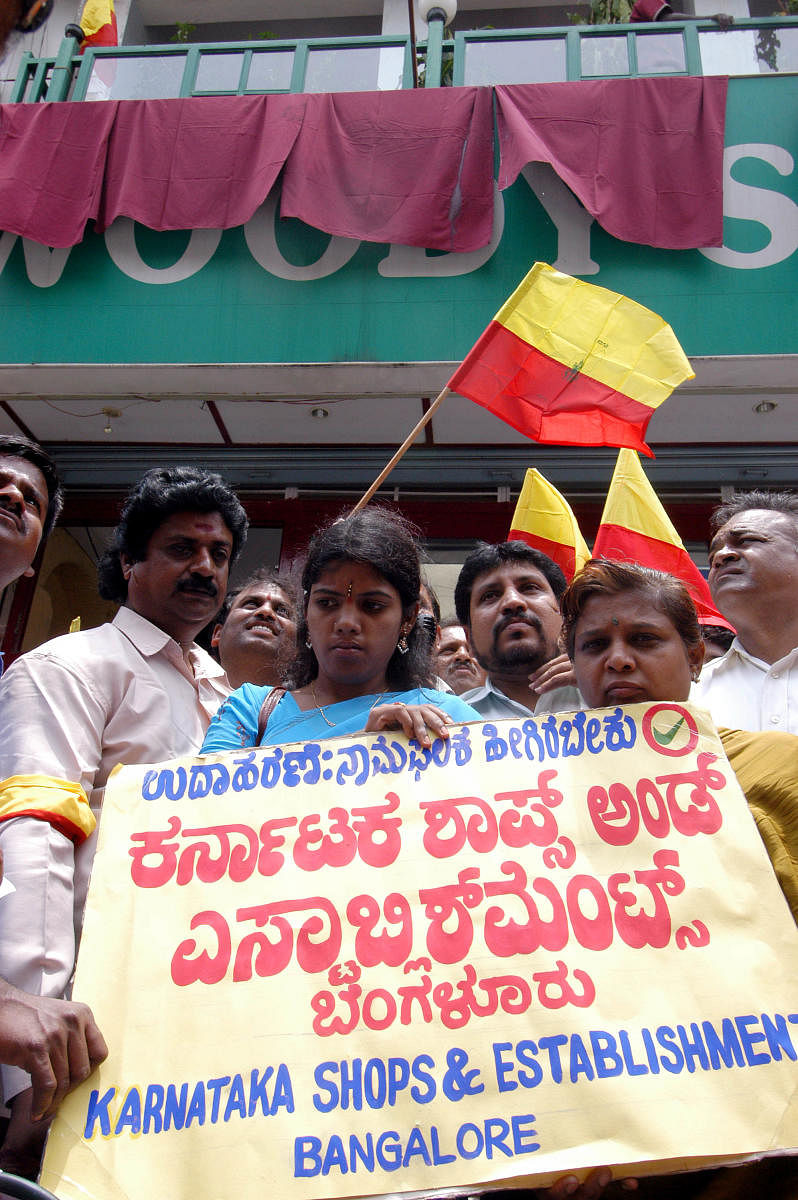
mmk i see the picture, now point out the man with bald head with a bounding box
[697,489,798,733]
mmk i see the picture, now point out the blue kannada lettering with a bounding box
[140,726,474,801]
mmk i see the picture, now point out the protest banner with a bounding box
[42,703,798,1200]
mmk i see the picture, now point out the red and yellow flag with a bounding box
[448,262,693,458]
[508,468,590,581]
[79,0,117,48]
[593,449,734,630]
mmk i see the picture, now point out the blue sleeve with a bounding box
[418,688,482,724]
[200,684,270,753]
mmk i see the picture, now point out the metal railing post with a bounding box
[424,12,444,86]
[46,25,83,100]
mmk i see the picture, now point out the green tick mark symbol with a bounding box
[652,715,685,746]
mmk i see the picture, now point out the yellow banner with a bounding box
[43,704,798,1199]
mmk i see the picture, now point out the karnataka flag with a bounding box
[79,0,117,48]
[508,468,590,581]
[593,449,734,631]
[448,263,694,458]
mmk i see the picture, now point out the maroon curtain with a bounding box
[0,77,726,251]
[496,76,728,249]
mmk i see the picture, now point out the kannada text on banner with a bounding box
[42,703,798,1200]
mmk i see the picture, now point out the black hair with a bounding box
[287,507,429,691]
[419,577,441,624]
[710,489,798,537]
[454,540,567,627]
[97,467,248,602]
[0,433,63,545]
[214,567,299,629]
[701,624,735,655]
[561,559,702,660]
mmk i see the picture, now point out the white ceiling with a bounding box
[0,357,795,447]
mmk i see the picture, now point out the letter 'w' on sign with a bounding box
[447,262,694,458]
[508,469,590,582]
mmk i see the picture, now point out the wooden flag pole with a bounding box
[350,387,450,514]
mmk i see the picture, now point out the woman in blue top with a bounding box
[202,507,479,751]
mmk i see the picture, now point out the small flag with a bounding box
[448,262,694,458]
[593,449,734,631]
[79,0,117,49]
[509,468,590,581]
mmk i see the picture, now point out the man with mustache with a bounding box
[0,435,108,1132]
[0,434,62,603]
[453,541,581,718]
[434,619,486,695]
[0,466,247,1176]
[697,489,798,733]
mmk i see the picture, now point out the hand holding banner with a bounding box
[43,705,798,1200]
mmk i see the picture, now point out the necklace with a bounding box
[309,684,389,728]
[310,682,336,727]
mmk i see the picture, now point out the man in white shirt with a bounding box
[454,541,581,719]
[696,489,798,734]
[0,436,109,1134]
[0,465,248,1175]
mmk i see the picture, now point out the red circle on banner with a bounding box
[641,703,699,758]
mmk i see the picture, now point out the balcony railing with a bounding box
[12,17,798,103]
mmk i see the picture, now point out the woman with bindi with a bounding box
[201,508,478,751]
[560,558,798,927]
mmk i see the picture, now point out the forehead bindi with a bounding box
[313,562,396,597]
[579,593,674,634]
[155,511,233,546]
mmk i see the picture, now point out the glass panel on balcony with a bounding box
[581,35,630,76]
[247,49,294,91]
[304,44,404,92]
[750,24,798,72]
[699,28,763,74]
[462,37,567,84]
[636,31,686,73]
[84,54,186,100]
[195,51,245,92]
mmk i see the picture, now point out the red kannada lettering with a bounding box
[587,753,725,846]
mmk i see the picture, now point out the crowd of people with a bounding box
[0,433,795,1196]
